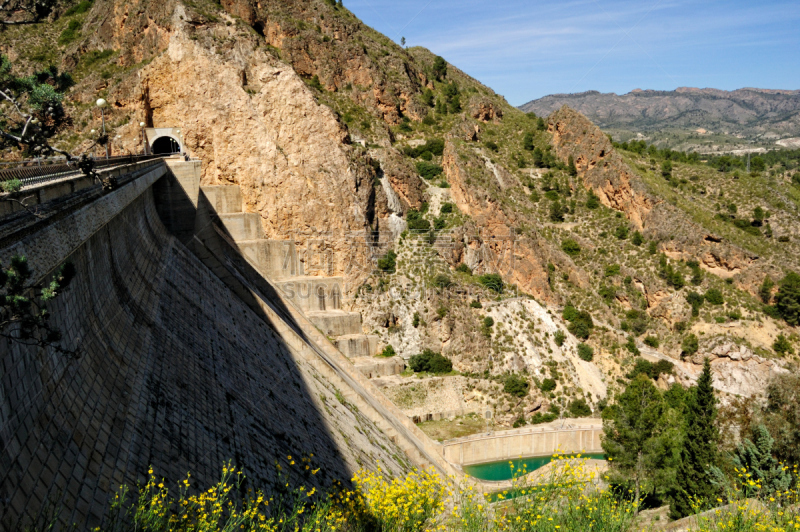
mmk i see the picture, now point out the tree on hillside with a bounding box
[759,276,775,304]
[0,56,74,161]
[669,358,720,519]
[568,155,578,177]
[775,271,800,326]
[603,375,672,510]
[432,56,447,81]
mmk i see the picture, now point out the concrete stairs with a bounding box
[199,184,404,379]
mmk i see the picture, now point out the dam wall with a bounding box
[0,162,447,530]
[442,424,604,466]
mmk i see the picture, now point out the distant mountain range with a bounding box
[520,88,800,152]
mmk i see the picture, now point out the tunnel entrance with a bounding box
[151,136,181,155]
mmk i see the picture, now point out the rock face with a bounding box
[442,141,553,300]
[548,106,655,229]
[469,98,503,123]
[547,106,758,283]
[139,21,379,287]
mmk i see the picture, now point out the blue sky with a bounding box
[345,0,800,106]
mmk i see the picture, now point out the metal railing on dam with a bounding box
[0,154,162,188]
[441,423,604,466]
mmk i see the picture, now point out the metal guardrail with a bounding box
[0,155,163,188]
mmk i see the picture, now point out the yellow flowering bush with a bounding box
[91,458,799,532]
[689,464,800,532]
[451,453,637,532]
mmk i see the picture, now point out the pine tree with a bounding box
[568,155,578,177]
[669,358,719,519]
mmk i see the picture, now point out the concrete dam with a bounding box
[0,159,455,530]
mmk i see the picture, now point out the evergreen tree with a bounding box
[775,271,800,325]
[732,425,791,496]
[432,56,447,80]
[669,358,719,519]
[603,375,669,510]
[568,155,578,177]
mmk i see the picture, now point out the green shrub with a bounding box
[549,200,568,222]
[522,132,534,151]
[456,263,472,275]
[554,329,566,347]
[405,209,430,232]
[624,336,640,355]
[415,161,443,180]
[483,316,494,328]
[1,179,22,193]
[627,358,674,380]
[586,190,600,209]
[604,264,620,277]
[733,218,761,236]
[440,202,455,214]
[433,274,451,288]
[681,333,699,356]
[469,300,482,309]
[561,239,581,256]
[644,336,660,348]
[615,226,629,240]
[577,343,594,361]
[377,250,397,273]
[544,189,560,201]
[563,305,593,340]
[540,378,557,392]
[530,412,558,424]
[436,306,448,319]
[404,139,444,158]
[568,398,592,417]
[308,75,323,91]
[58,19,82,45]
[773,334,793,355]
[433,216,446,230]
[378,345,396,358]
[704,288,724,305]
[477,273,504,293]
[504,374,530,397]
[631,231,644,246]
[412,312,420,328]
[409,349,452,374]
[484,140,499,152]
[64,0,93,15]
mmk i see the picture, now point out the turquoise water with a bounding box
[463,453,606,482]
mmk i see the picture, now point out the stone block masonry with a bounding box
[0,171,412,529]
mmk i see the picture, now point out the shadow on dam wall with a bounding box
[0,163,410,530]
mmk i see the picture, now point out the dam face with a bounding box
[0,163,414,530]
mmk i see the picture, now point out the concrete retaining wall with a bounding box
[442,425,603,466]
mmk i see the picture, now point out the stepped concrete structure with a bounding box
[0,158,455,530]
[196,182,404,380]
